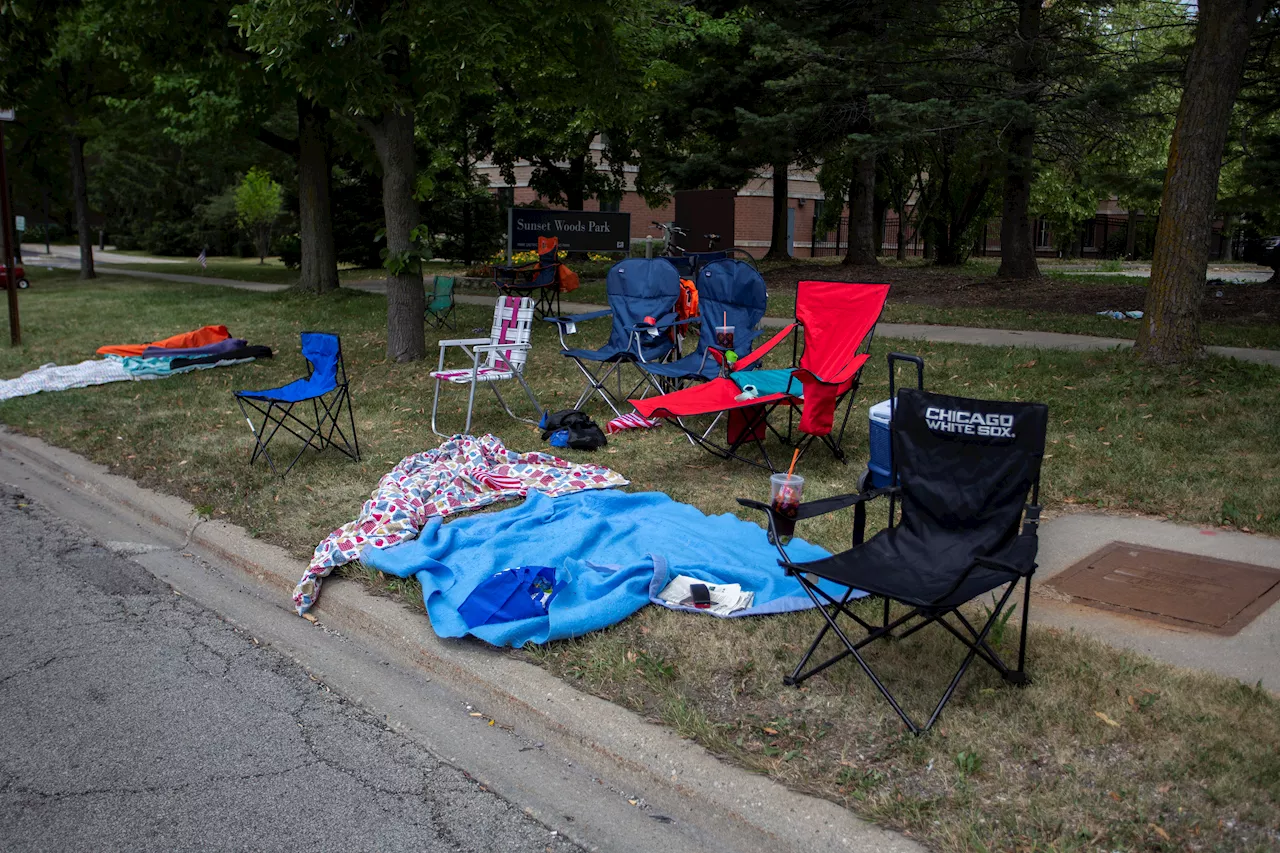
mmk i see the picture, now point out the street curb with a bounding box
[0,427,921,853]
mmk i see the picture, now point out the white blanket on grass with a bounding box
[0,358,152,402]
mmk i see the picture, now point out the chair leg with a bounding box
[237,398,281,476]
[464,375,478,434]
[784,587,857,686]
[344,387,361,461]
[316,388,360,461]
[490,375,543,425]
[783,580,1025,735]
[571,359,628,418]
[921,582,1020,731]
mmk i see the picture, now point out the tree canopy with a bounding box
[3,0,1277,362]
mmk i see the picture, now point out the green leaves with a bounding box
[235,166,283,261]
[234,166,283,230]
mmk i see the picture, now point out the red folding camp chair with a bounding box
[630,280,889,470]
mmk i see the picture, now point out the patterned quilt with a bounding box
[294,433,629,614]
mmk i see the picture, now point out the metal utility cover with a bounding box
[1050,542,1280,636]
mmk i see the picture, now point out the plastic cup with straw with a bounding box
[715,309,735,349]
[770,449,804,540]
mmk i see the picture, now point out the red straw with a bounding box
[785,448,800,479]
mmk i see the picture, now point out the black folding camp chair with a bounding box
[234,332,361,477]
[739,387,1049,734]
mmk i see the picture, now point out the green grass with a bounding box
[111,255,384,286]
[2,267,1279,851]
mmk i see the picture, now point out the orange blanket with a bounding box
[97,325,231,357]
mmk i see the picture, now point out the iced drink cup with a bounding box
[770,472,804,540]
[715,325,735,349]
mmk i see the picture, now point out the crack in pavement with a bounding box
[0,486,584,852]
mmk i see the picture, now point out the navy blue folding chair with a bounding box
[545,258,682,417]
[234,332,360,476]
[636,258,769,390]
[661,250,727,278]
[495,236,562,318]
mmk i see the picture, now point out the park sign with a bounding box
[0,109,13,122]
[507,208,631,254]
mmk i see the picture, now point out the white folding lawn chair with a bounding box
[431,295,544,436]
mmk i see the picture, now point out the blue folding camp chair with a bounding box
[662,250,727,278]
[545,258,682,417]
[635,258,769,390]
[234,332,360,476]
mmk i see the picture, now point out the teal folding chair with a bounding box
[425,275,457,330]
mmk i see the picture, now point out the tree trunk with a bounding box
[935,176,992,267]
[843,154,878,266]
[764,161,790,261]
[297,97,339,293]
[1137,0,1263,365]
[1220,214,1235,262]
[997,128,1040,277]
[873,196,889,258]
[367,109,425,363]
[1125,208,1139,259]
[997,0,1042,279]
[895,197,908,261]
[67,133,95,280]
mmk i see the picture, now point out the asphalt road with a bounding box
[0,486,581,853]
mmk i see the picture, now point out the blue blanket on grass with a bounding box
[363,489,860,647]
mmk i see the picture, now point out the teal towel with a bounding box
[730,368,802,398]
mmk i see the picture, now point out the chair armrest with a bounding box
[494,260,538,272]
[793,353,871,388]
[438,337,492,348]
[732,323,797,371]
[545,308,612,327]
[472,342,532,352]
[972,555,1028,577]
[740,486,898,562]
[629,312,680,334]
[740,489,891,521]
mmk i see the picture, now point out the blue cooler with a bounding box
[867,399,894,487]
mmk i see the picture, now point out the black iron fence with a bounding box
[811,210,1233,262]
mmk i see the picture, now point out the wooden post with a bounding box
[0,120,20,347]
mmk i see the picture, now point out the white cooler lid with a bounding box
[869,398,894,425]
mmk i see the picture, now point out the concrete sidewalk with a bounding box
[35,259,1280,367]
[1034,513,1280,691]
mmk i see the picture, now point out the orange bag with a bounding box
[676,278,699,321]
[557,265,580,293]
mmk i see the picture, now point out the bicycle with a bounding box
[650,221,758,273]
[701,231,758,268]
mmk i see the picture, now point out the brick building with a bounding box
[476,142,1216,260]
[474,141,840,255]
